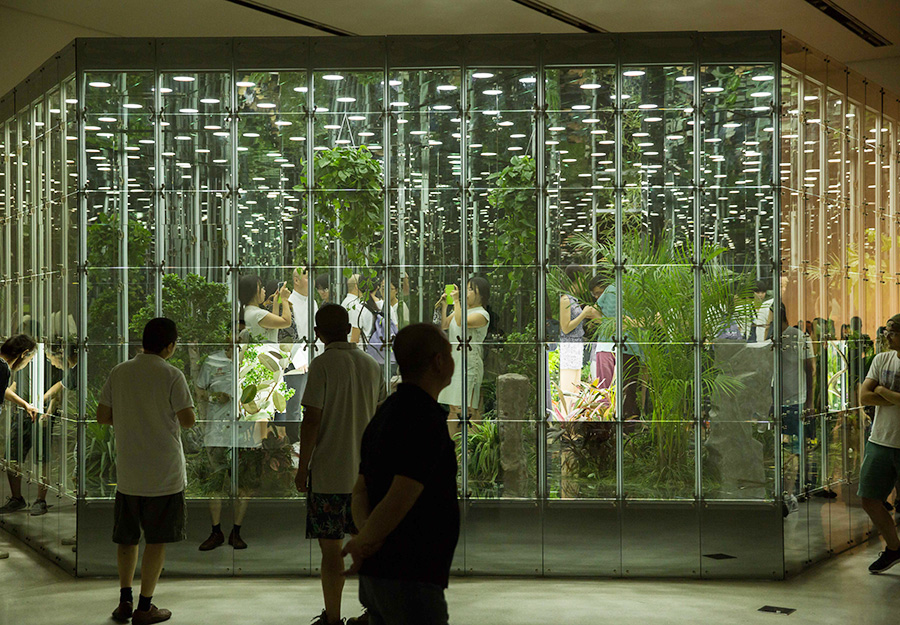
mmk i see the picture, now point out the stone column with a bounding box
[705,341,772,499]
[497,373,530,497]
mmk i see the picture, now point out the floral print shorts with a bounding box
[306,492,358,540]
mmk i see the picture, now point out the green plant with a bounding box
[458,417,502,498]
[551,378,615,422]
[569,228,755,493]
[294,145,384,272]
[130,272,231,383]
[83,420,117,497]
[85,213,152,369]
[238,344,294,419]
[484,155,537,317]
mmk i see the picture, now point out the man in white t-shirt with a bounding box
[295,304,386,625]
[340,273,374,348]
[274,268,322,441]
[858,313,900,574]
[97,318,195,625]
[750,280,771,342]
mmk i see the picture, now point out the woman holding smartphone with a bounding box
[436,277,492,436]
[238,275,292,343]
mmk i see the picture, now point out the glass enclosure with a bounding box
[0,32,897,579]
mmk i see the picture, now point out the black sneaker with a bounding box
[0,497,26,514]
[869,548,900,574]
[311,610,344,625]
[30,500,49,516]
[347,610,369,624]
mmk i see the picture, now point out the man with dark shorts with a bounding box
[295,304,385,625]
[858,312,900,574]
[97,318,195,624]
[343,323,458,625]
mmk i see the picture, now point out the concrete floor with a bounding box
[0,531,898,625]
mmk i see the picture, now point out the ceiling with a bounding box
[1,0,899,97]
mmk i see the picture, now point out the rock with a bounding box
[497,373,530,498]
[705,341,773,499]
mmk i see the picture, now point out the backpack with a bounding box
[364,311,397,365]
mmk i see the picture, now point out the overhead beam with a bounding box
[222,0,357,36]
[803,0,891,47]
[509,0,607,33]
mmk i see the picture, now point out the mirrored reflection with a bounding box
[2,34,899,578]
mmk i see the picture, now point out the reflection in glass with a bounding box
[2,33,899,577]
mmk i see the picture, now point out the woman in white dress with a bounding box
[437,276,492,436]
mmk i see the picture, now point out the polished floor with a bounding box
[1,531,898,625]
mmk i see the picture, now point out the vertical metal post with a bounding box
[817,65,828,495]
[118,73,130,361]
[77,63,89,502]
[796,63,808,503]
[873,89,884,324]
[1,119,9,462]
[229,58,242,532]
[306,68,316,364]
[536,44,548,502]
[153,68,163,316]
[382,56,392,390]
[614,41,625,503]
[692,46,703,502]
[838,68,850,482]
[772,50,785,506]
[459,59,469,501]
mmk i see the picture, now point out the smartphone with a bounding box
[276,281,285,304]
[444,284,455,305]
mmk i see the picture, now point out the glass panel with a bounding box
[6,31,900,577]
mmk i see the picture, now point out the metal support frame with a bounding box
[11,31,886,581]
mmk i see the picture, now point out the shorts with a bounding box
[306,492,357,540]
[7,414,54,463]
[857,441,900,501]
[205,445,265,492]
[113,490,187,545]
[559,341,584,370]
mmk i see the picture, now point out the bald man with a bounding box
[344,324,458,625]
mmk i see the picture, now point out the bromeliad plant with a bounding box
[551,378,616,422]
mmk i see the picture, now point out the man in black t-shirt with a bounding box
[343,323,458,625]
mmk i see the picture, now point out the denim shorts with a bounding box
[858,441,900,500]
[359,574,449,625]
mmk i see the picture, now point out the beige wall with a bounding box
[2,0,900,98]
